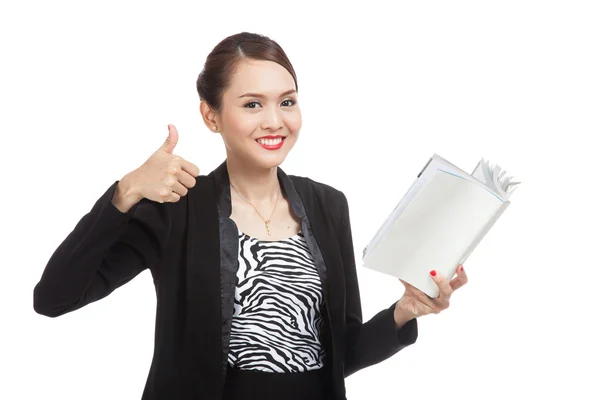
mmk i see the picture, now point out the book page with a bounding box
[471,157,521,200]
[432,154,509,201]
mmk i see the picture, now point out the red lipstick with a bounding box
[255,135,285,150]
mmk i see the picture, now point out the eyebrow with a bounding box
[238,89,297,99]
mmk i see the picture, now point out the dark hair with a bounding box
[196,32,298,112]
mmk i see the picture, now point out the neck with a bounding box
[226,157,280,204]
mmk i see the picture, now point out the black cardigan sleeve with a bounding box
[337,191,418,378]
[33,180,168,318]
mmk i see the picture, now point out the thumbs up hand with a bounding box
[114,124,201,210]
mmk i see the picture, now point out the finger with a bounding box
[450,265,468,291]
[180,158,201,177]
[401,277,446,314]
[166,192,181,203]
[161,124,179,154]
[170,180,189,197]
[162,174,188,198]
[176,168,197,189]
[430,270,453,298]
[402,278,442,303]
[158,188,181,203]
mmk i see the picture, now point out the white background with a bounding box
[2,0,598,399]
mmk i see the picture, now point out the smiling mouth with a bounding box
[255,136,285,150]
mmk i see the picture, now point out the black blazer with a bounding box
[33,161,418,399]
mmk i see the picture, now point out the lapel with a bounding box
[179,166,222,398]
[180,160,341,396]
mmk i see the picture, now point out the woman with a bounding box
[33,32,468,400]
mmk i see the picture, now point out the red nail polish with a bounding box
[430,270,436,276]
[460,266,464,272]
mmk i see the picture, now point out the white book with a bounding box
[362,153,521,298]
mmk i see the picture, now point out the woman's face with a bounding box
[205,59,302,170]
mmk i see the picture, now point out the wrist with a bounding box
[393,301,414,329]
[112,174,142,213]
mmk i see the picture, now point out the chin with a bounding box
[254,152,289,170]
[228,135,297,170]
[251,136,296,170]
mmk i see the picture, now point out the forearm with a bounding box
[33,181,156,317]
[344,302,418,377]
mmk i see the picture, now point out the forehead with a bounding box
[226,59,295,97]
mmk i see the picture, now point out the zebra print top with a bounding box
[227,228,327,373]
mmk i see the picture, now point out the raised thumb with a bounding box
[161,124,179,154]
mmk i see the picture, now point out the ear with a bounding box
[200,100,220,132]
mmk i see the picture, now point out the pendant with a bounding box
[265,220,271,236]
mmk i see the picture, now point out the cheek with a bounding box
[285,110,302,133]
[225,109,259,136]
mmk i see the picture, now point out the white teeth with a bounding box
[257,137,283,146]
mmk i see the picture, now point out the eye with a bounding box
[282,99,297,107]
[244,101,261,109]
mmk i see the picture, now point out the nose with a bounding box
[261,104,284,131]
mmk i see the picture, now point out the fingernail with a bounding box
[430,270,436,276]
[460,266,464,272]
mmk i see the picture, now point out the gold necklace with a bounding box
[230,182,280,236]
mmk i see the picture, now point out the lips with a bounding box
[255,136,285,150]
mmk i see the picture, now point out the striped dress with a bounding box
[227,229,326,373]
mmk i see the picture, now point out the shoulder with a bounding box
[288,175,350,230]
[195,174,213,187]
[289,174,347,204]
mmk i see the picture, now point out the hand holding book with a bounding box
[393,264,468,327]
